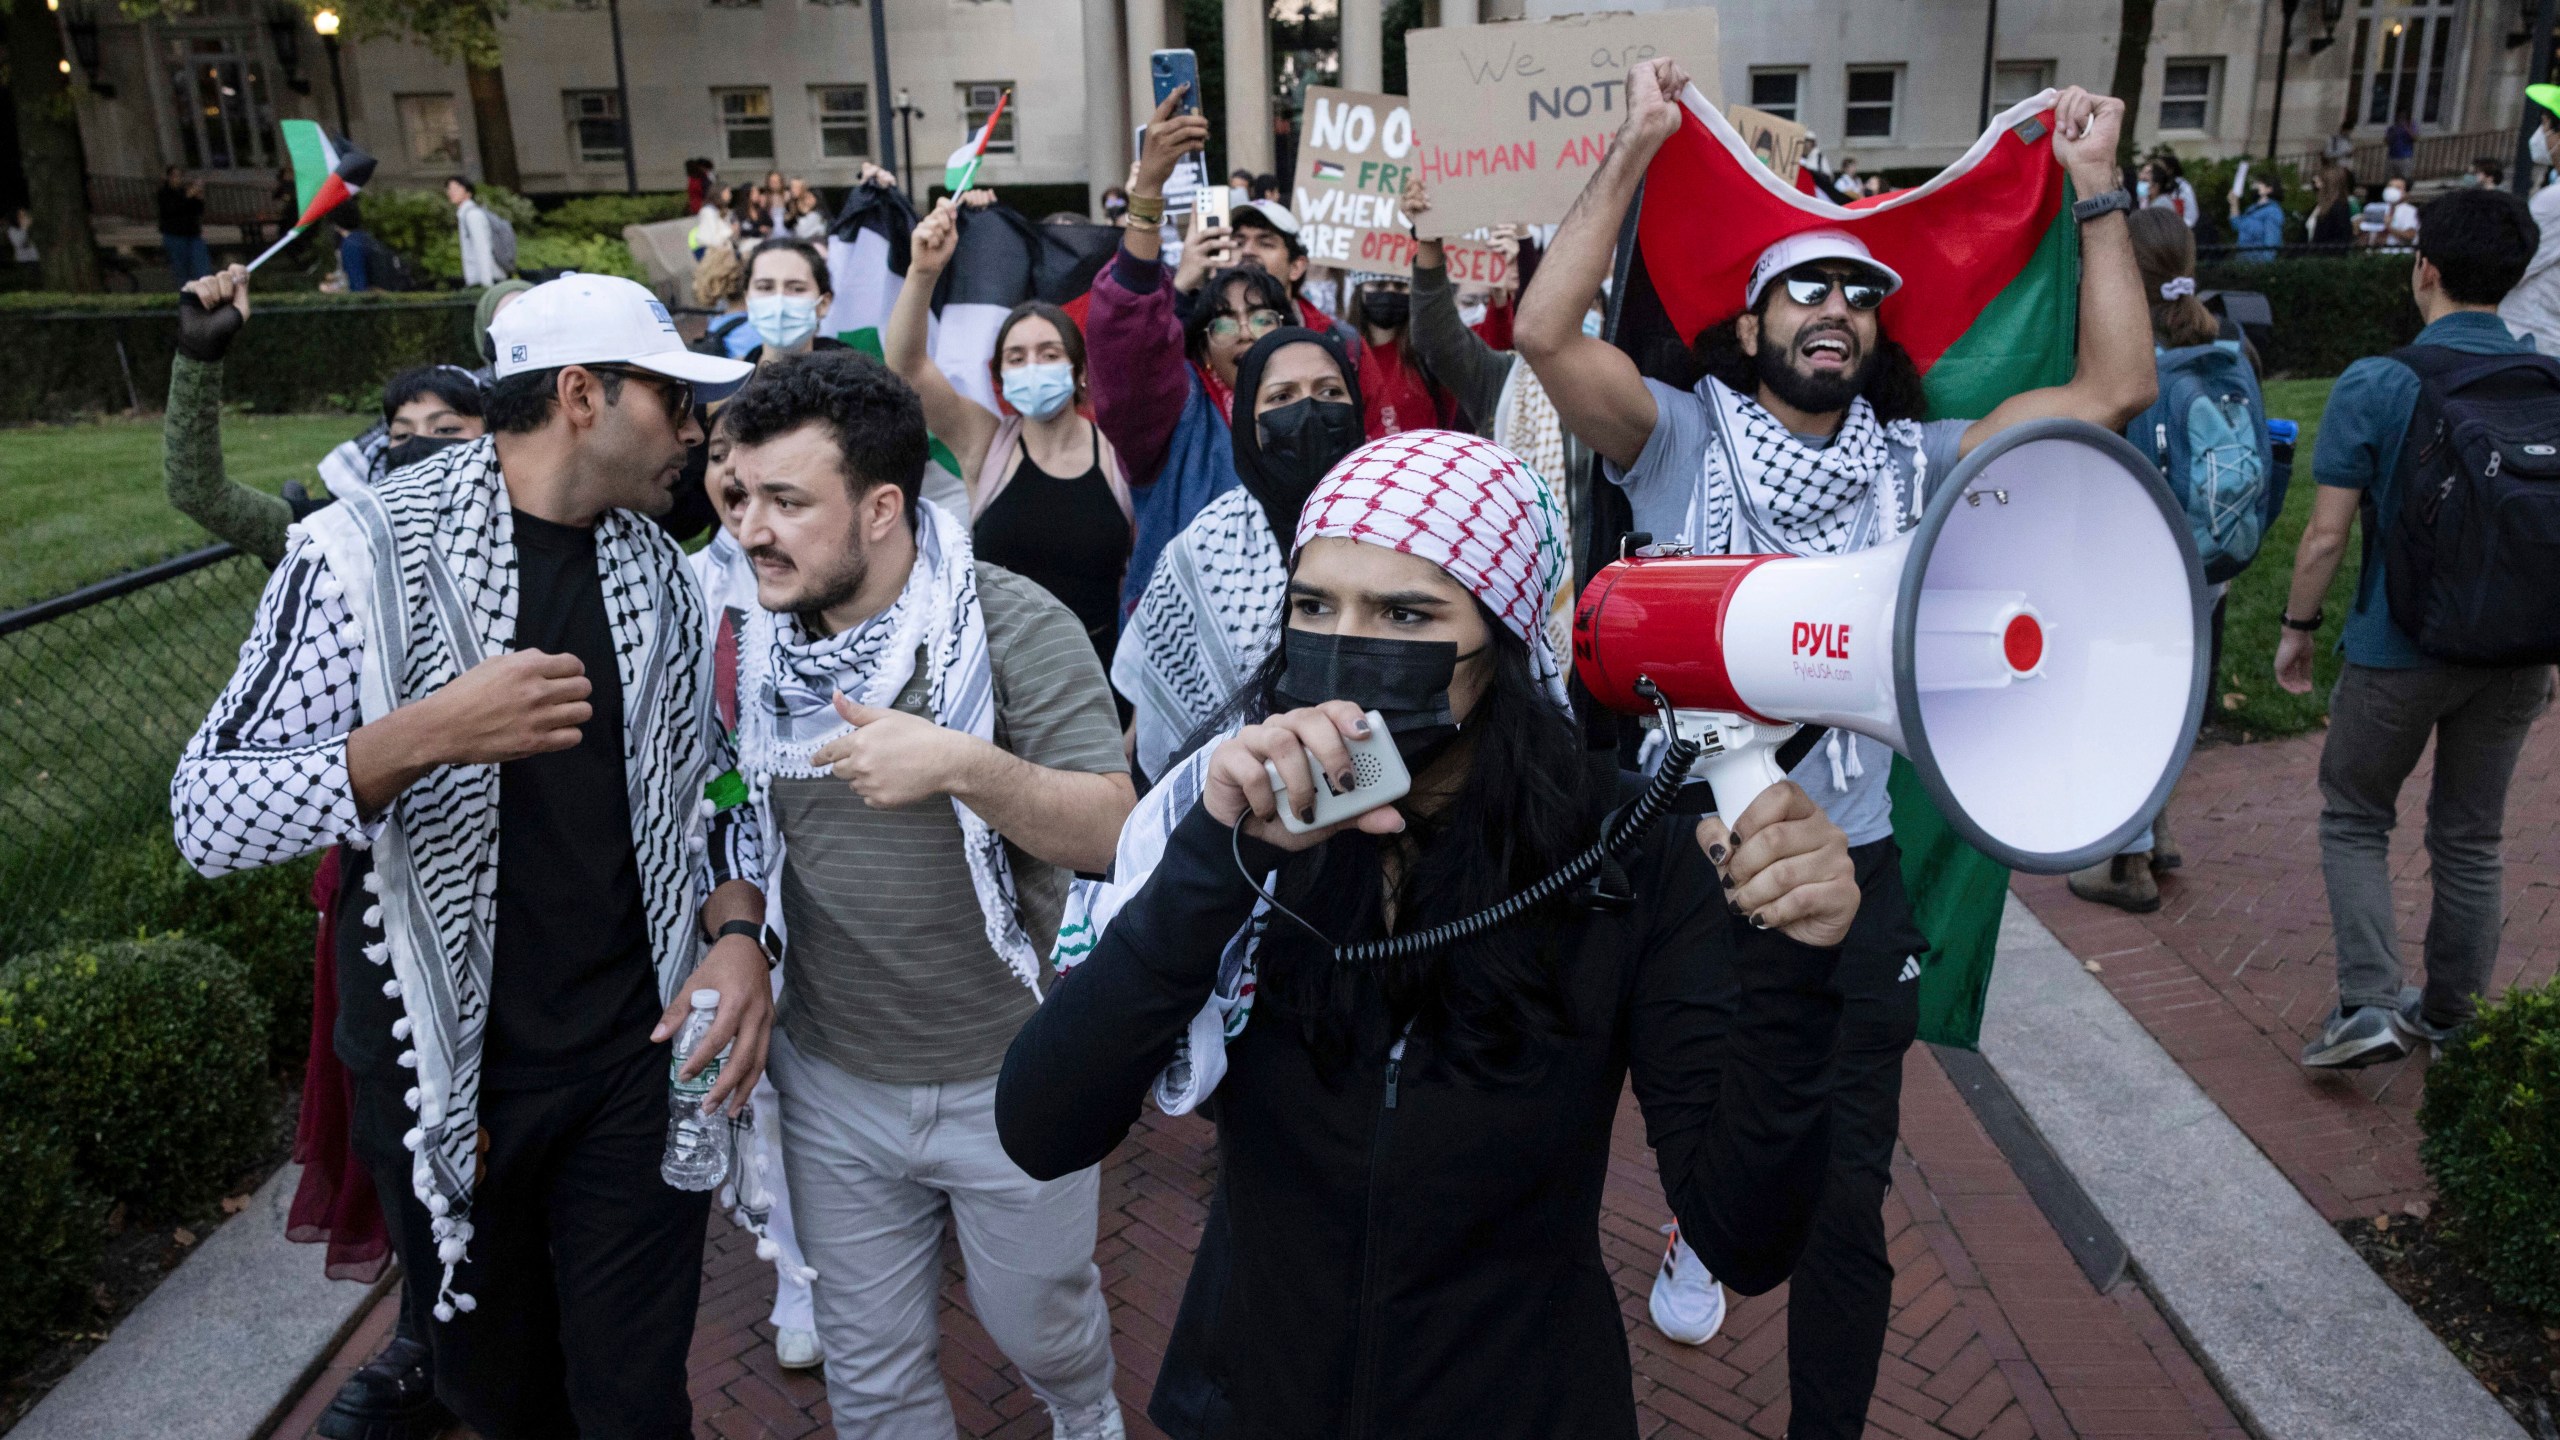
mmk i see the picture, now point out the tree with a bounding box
[2110,0,2158,169]
[7,0,104,291]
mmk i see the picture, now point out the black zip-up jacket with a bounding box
[997,799,1851,1440]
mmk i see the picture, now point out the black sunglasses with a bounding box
[1781,269,1889,311]
[592,366,695,418]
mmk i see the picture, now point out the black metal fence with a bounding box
[0,545,269,957]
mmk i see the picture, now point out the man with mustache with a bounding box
[1515,58,2156,1440]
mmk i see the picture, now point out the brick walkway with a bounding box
[281,1045,2243,1439]
[2012,715,2558,1224]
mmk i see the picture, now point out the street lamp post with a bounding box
[894,89,923,195]
[2267,0,2299,163]
[311,7,350,137]
[605,0,639,194]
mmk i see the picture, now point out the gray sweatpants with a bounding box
[769,1028,1116,1440]
[2318,660,2553,1022]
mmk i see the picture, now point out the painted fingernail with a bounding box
[1353,718,1373,737]
[1337,771,1356,791]
[1720,870,1736,891]
[1751,911,1770,929]
[1706,842,1727,864]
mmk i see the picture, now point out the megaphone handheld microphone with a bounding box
[1574,419,2209,875]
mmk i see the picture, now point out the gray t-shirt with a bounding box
[1605,377,1972,845]
[775,563,1128,1085]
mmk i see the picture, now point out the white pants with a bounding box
[748,1062,814,1332]
[770,1028,1115,1440]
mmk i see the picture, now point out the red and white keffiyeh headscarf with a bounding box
[1292,429,1572,711]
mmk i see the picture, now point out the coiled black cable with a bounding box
[1235,680,1704,963]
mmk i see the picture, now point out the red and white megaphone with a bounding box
[1574,419,2208,875]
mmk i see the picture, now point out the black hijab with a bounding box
[1228,325,1365,546]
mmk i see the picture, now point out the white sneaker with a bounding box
[1047,1394,1126,1440]
[1647,1222,1726,1345]
[773,1326,822,1371]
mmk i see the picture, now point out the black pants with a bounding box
[1784,838,1926,1440]
[352,1044,713,1440]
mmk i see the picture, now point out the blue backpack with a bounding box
[2130,341,2274,585]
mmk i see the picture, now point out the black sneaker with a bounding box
[315,1336,451,1440]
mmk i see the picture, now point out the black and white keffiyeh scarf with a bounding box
[1696,377,1927,557]
[297,438,720,1323]
[1109,484,1290,784]
[734,497,1041,990]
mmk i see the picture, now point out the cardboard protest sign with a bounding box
[1726,104,1813,187]
[1404,9,1723,239]
[1289,84,1516,285]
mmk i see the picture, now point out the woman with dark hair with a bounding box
[1114,325,1365,784]
[2230,173,2287,262]
[742,236,838,365]
[1007,430,1863,1440]
[886,196,1136,656]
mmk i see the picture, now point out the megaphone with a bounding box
[1574,418,2207,875]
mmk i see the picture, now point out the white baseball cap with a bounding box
[488,273,754,388]
[1231,200,1301,237]
[1744,229,1904,309]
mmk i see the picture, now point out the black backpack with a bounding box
[2374,346,2560,666]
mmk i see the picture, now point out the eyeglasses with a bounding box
[1208,308,1287,340]
[593,366,695,418]
[1781,270,1889,311]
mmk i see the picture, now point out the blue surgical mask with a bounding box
[2136,179,2153,201]
[1001,360,1077,420]
[1581,310,1605,339]
[747,293,819,350]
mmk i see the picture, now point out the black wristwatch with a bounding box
[2281,608,2324,633]
[713,918,777,966]
[2072,188,2135,224]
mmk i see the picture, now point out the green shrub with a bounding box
[514,231,645,281]
[2196,252,2422,378]
[0,937,270,1218]
[0,1110,101,1377]
[0,292,478,420]
[537,192,690,241]
[55,834,319,1075]
[2418,978,2560,1319]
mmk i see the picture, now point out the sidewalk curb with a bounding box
[1977,894,2526,1440]
[10,1162,385,1440]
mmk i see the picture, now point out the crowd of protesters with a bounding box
[137,55,2560,1440]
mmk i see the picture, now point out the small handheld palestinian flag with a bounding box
[943,90,1011,195]
[1629,84,2085,1050]
[246,120,379,273]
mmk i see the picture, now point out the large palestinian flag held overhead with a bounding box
[1634,86,2087,1049]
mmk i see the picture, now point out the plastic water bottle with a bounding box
[661,988,731,1191]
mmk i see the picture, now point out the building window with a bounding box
[2355,1,2459,128]
[715,87,775,162]
[396,94,464,167]
[1991,61,2054,111]
[1844,66,1899,140]
[956,81,1016,153]
[811,85,871,160]
[1747,68,1805,121]
[2158,58,2220,133]
[166,35,280,170]
[565,90,625,166]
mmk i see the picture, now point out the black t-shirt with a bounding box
[335,510,660,1086]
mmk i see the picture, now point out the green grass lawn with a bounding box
[0,411,357,609]
[2217,377,2348,739]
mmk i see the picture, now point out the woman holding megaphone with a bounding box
[999,431,1875,1439]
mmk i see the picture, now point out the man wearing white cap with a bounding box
[1516,58,2156,1440]
[175,273,769,1438]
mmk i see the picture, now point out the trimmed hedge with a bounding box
[0,937,270,1218]
[2418,978,2560,1320]
[0,291,480,421]
[0,1110,99,1378]
[2197,252,2423,378]
[53,834,319,1075]
[539,192,692,241]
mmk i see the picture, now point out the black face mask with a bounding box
[381,433,467,474]
[1361,290,1410,329]
[1255,397,1364,502]
[1274,629,1477,765]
